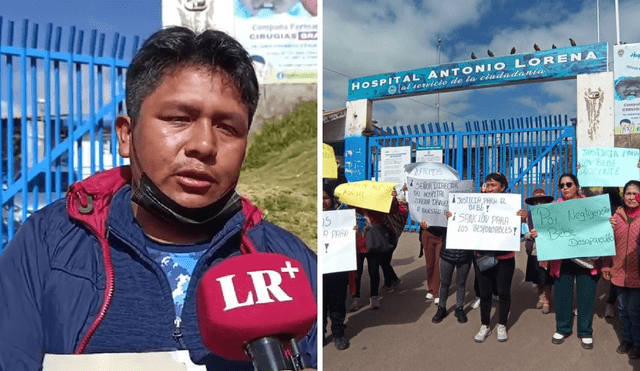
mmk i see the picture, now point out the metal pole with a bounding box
[615,0,620,44]
[596,0,600,43]
[436,39,441,124]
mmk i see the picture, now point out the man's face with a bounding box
[118,66,249,209]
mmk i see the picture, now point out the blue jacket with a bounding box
[0,167,317,370]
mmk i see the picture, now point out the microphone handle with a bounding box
[246,336,294,371]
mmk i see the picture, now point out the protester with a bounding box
[0,27,317,369]
[523,189,555,314]
[381,190,407,292]
[473,173,526,343]
[602,180,640,359]
[531,173,601,350]
[323,186,350,350]
[603,186,623,318]
[425,219,474,324]
[420,222,443,303]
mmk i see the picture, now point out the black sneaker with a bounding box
[334,337,350,350]
[432,306,447,323]
[455,306,468,323]
[617,340,633,354]
[630,346,640,360]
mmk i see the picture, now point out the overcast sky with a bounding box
[323,0,640,128]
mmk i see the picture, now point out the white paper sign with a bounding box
[406,177,474,227]
[446,193,522,251]
[379,146,411,188]
[416,146,443,163]
[322,209,357,274]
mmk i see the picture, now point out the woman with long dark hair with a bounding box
[531,173,603,350]
[473,173,526,343]
[603,180,640,359]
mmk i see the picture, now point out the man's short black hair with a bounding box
[125,26,259,126]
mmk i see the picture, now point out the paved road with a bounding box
[322,232,640,371]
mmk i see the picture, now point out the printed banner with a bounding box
[416,145,443,163]
[446,193,522,251]
[613,43,640,134]
[321,209,357,274]
[577,147,640,186]
[531,194,615,261]
[348,43,608,101]
[406,177,474,227]
[323,143,338,179]
[234,0,317,84]
[379,146,411,189]
[162,0,317,84]
[334,181,396,213]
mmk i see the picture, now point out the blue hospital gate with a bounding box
[367,114,576,232]
[0,18,138,251]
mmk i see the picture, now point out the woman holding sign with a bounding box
[473,173,526,343]
[602,180,640,359]
[531,173,601,350]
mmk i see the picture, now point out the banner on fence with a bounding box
[322,209,357,274]
[334,181,396,213]
[416,145,443,163]
[379,146,411,189]
[446,193,522,251]
[531,194,615,261]
[406,177,474,227]
[578,147,639,186]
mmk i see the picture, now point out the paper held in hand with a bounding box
[445,193,522,251]
[406,177,474,227]
[322,209,357,274]
[531,194,615,261]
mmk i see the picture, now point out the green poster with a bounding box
[531,194,615,261]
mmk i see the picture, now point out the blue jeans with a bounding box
[617,286,640,346]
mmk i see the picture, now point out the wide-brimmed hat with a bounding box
[525,189,554,205]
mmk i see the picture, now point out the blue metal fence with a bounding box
[369,114,576,231]
[1,18,138,250]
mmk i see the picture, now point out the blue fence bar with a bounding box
[369,114,576,232]
[0,18,137,251]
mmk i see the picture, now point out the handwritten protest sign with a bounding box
[334,181,396,213]
[446,193,522,251]
[406,177,474,227]
[404,162,459,180]
[322,209,357,274]
[323,143,338,179]
[577,147,639,186]
[379,146,411,189]
[531,194,615,261]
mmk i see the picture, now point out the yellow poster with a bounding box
[323,144,338,179]
[334,181,396,213]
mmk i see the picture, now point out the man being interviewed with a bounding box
[0,26,317,370]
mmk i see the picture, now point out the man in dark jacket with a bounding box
[0,27,316,370]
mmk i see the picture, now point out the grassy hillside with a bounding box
[237,100,317,251]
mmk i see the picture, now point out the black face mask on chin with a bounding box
[131,172,242,227]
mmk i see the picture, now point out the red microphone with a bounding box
[196,253,316,370]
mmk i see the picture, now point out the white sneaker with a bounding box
[434,298,440,305]
[474,325,492,343]
[370,296,380,310]
[497,324,508,342]
[426,292,434,300]
[492,294,499,302]
[471,297,481,309]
